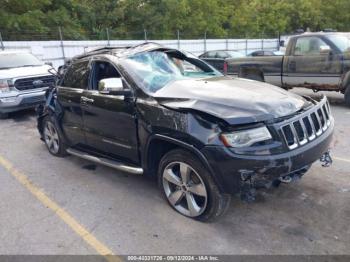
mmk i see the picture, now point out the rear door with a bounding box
[57,60,90,145]
[283,36,342,88]
[81,58,139,163]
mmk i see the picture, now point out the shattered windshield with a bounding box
[120,51,221,93]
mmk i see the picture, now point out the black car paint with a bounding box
[37,43,334,196]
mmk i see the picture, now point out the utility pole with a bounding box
[144,29,147,42]
[177,30,180,49]
[58,27,66,60]
[226,37,229,51]
[0,32,4,50]
[204,31,207,52]
[106,28,110,46]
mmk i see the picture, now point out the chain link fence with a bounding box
[0,27,280,68]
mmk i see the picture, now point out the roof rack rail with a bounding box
[72,45,131,60]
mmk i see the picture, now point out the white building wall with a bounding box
[2,39,278,69]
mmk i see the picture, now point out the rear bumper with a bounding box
[201,119,334,194]
[0,90,46,113]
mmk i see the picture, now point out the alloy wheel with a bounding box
[44,121,60,154]
[163,161,208,217]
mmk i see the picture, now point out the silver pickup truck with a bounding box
[215,32,350,106]
[0,51,55,118]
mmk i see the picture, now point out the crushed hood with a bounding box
[154,76,309,125]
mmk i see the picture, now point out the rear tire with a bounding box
[42,116,68,157]
[158,149,231,222]
[0,112,9,119]
[345,87,350,107]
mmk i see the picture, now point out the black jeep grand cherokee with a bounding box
[37,43,334,221]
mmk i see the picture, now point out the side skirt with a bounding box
[66,148,143,175]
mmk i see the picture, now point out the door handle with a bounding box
[81,96,94,103]
[288,61,296,71]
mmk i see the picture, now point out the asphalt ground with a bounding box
[0,88,349,258]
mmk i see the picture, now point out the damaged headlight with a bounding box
[220,126,272,148]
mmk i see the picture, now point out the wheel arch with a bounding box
[143,134,224,192]
[341,71,350,93]
[239,66,265,81]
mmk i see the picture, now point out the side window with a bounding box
[91,61,121,90]
[206,51,216,58]
[251,51,264,56]
[62,61,90,89]
[216,51,228,58]
[294,37,330,56]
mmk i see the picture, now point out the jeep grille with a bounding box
[279,97,331,150]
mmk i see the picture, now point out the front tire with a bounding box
[158,149,231,222]
[42,116,67,157]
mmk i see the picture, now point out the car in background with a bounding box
[247,50,284,56]
[0,51,55,118]
[225,32,350,106]
[199,50,245,73]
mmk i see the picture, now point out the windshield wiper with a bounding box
[0,67,16,70]
[21,64,42,67]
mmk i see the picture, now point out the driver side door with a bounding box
[283,36,342,88]
[82,59,139,163]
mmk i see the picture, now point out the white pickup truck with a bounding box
[0,51,55,118]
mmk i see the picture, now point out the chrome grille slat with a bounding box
[295,120,308,145]
[307,115,317,140]
[279,97,332,150]
[322,104,331,127]
[320,107,328,131]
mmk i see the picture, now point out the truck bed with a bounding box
[226,56,284,87]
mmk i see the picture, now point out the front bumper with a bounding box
[0,90,46,113]
[201,119,334,195]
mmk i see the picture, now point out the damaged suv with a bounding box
[37,43,334,221]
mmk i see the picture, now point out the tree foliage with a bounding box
[0,0,350,40]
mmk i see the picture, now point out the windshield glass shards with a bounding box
[120,51,221,93]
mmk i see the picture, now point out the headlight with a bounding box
[220,126,272,148]
[0,79,14,93]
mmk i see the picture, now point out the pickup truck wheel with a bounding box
[345,87,350,107]
[159,149,231,222]
[43,116,67,157]
[0,112,9,119]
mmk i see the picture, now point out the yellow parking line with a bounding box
[0,155,121,262]
[334,156,350,163]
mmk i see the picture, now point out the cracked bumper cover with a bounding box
[0,90,46,113]
[201,120,334,195]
